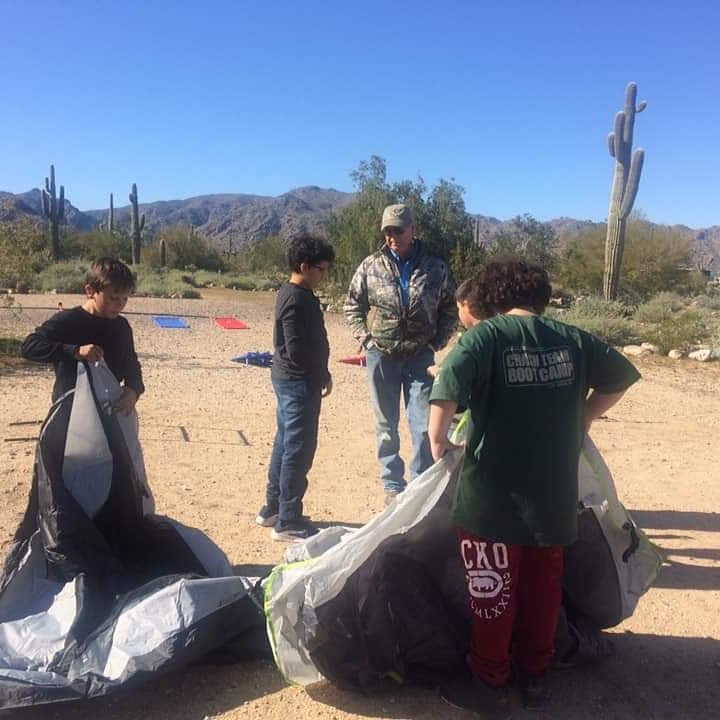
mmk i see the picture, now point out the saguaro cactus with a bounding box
[40,164,65,261]
[603,82,647,300]
[129,183,145,265]
[107,193,114,232]
[159,237,167,267]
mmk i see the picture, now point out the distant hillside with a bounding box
[83,186,355,250]
[1,186,717,273]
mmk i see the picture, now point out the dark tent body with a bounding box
[0,362,268,710]
[266,442,662,691]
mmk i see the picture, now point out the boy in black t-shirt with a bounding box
[428,260,640,715]
[255,236,335,542]
[21,257,144,413]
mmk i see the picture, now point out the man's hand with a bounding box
[75,344,104,362]
[113,388,138,415]
[322,378,333,398]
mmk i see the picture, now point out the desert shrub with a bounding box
[0,220,48,288]
[151,226,225,271]
[642,311,709,354]
[36,261,87,293]
[76,229,132,263]
[557,220,695,298]
[689,294,720,311]
[134,268,201,298]
[568,295,634,319]
[633,292,687,324]
[547,309,640,346]
[222,274,282,291]
[547,295,638,345]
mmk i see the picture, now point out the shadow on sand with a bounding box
[11,634,719,720]
[630,509,720,591]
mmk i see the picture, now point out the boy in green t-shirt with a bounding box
[428,260,640,715]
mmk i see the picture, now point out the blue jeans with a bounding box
[365,346,434,493]
[266,377,322,525]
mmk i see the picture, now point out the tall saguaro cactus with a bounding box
[129,183,145,265]
[603,82,647,300]
[107,193,114,232]
[40,164,65,261]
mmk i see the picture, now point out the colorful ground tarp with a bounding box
[152,316,189,329]
[231,351,273,367]
[338,355,367,367]
[214,316,250,330]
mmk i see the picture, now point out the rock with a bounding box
[640,342,660,354]
[668,349,684,360]
[623,345,649,356]
[688,348,712,362]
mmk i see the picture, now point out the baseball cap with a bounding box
[381,203,414,231]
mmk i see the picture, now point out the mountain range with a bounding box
[1,186,718,272]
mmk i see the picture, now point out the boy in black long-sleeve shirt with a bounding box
[21,257,144,413]
[255,235,335,541]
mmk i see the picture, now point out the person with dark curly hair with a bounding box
[255,235,335,541]
[428,258,640,715]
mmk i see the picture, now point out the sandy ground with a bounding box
[1,289,719,720]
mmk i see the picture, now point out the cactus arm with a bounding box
[607,132,616,158]
[619,148,645,218]
[58,185,65,220]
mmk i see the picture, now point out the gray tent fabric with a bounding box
[0,361,269,710]
[265,438,661,691]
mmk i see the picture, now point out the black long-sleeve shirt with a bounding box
[271,282,330,387]
[21,307,145,401]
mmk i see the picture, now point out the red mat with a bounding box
[214,316,250,330]
[338,354,367,367]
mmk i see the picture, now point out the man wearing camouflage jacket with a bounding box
[344,203,457,504]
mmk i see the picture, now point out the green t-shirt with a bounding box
[430,314,641,546]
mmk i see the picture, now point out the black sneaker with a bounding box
[270,519,319,542]
[439,678,511,718]
[255,504,279,527]
[519,672,549,711]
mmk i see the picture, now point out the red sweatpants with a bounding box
[457,529,564,686]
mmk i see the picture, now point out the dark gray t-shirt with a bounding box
[271,282,330,387]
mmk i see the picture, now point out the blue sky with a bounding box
[2,1,718,227]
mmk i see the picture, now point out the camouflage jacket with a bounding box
[344,241,457,356]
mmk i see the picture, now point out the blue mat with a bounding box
[153,316,189,329]
[231,351,273,368]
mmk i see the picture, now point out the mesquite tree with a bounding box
[603,82,647,300]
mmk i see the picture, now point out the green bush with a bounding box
[134,268,201,298]
[633,292,687,324]
[0,220,48,288]
[568,295,634,319]
[36,262,87,293]
[643,311,709,354]
[548,310,640,346]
